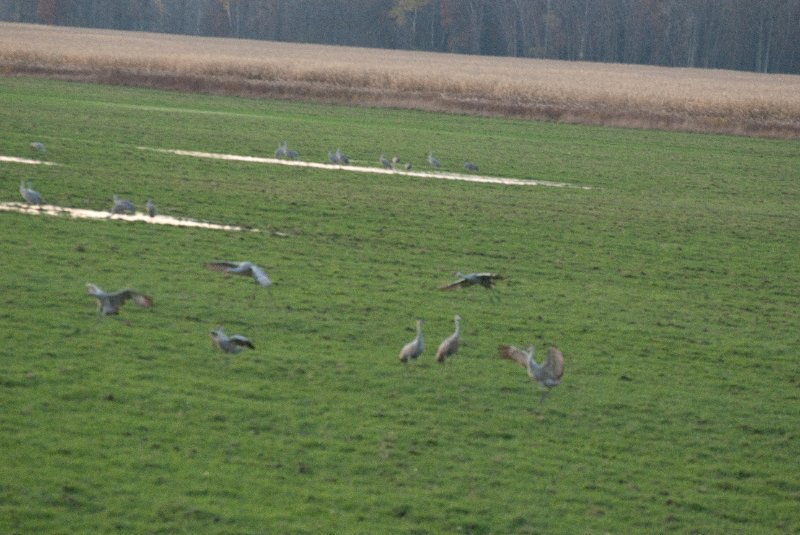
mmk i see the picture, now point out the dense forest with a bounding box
[2,0,799,74]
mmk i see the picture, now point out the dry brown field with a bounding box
[2,22,800,138]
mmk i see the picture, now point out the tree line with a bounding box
[2,0,799,74]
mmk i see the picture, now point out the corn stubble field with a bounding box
[2,22,800,138]
[1,36,799,535]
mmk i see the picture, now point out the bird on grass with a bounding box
[145,199,156,217]
[335,148,349,165]
[210,326,254,354]
[86,283,152,316]
[379,154,393,169]
[399,319,424,363]
[498,344,564,402]
[111,195,135,214]
[275,141,288,159]
[19,181,44,205]
[439,272,503,291]
[464,161,478,173]
[30,142,46,153]
[436,314,461,363]
[427,152,441,168]
[206,261,272,287]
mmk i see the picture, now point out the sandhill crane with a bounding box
[392,155,400,165]
[286,148,299,159]
[440,272,503,291]
[111,195,135,214]
[210,326,255,354]
[498,344,564,402]
[399,319,424,363]
[30,142,46,152]
[328,151,338,164]
[436,314,461,363]
[379,154,393,169]
[86,283,152,315]
[207,261,272,287]
[335,148,349,165]
[145,199,156,217]
[404,162,412,171]
[464,161,478,173]
[275,141,288,159]
[427,152,440,168]
[19,181,43,205]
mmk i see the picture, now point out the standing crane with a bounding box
[19,181,44,205]
[436,314,461,363]
[498,344,565,402]
[427,152,441,168]
[145,199,156,217]
[85,283,152,315]
[399,319,424,363]
[464,161,478,173]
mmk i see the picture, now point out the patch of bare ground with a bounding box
[2,22,799,138]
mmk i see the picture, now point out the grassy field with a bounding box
[2,22,800,138]
[1,76,799,534]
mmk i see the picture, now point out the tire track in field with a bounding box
[139,147,592,189]
[0,202,258,232]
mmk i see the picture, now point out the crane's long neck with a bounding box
[454,317,460,336]
[416,321,423,343]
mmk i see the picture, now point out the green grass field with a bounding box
[1,76,798,534]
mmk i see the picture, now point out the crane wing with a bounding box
[250,264,272,287]
[544,346,564,380]
[497,344,530,368]
[207,261,241,273]
[229,335,255,349]
[439,278,467,291]
[111,289,152,308]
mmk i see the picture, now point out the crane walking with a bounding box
[399,319,424,363]
[19,181,44,205]
[436,314,461,363]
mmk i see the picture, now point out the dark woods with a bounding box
[2,0,799,74]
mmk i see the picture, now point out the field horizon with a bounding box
[1,76,799,533]
[2,22,800,139]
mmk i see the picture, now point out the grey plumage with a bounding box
[379,154,393,169]
[111,195,135,214]
[335,148,349,165]
[30,142,46,152]
[210,326,254,354]
[427,152,440,168]
[435,314,461,363]
[275,141,288,159]
[498,344,565,401]
[207,261,272,287]
[145,199,156,217]
[404,162,412,171]
[464,161,478,172]
[440,272,502,291]
[19,181,43,205]
[86,283,152,315]
[399,319,424,363]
